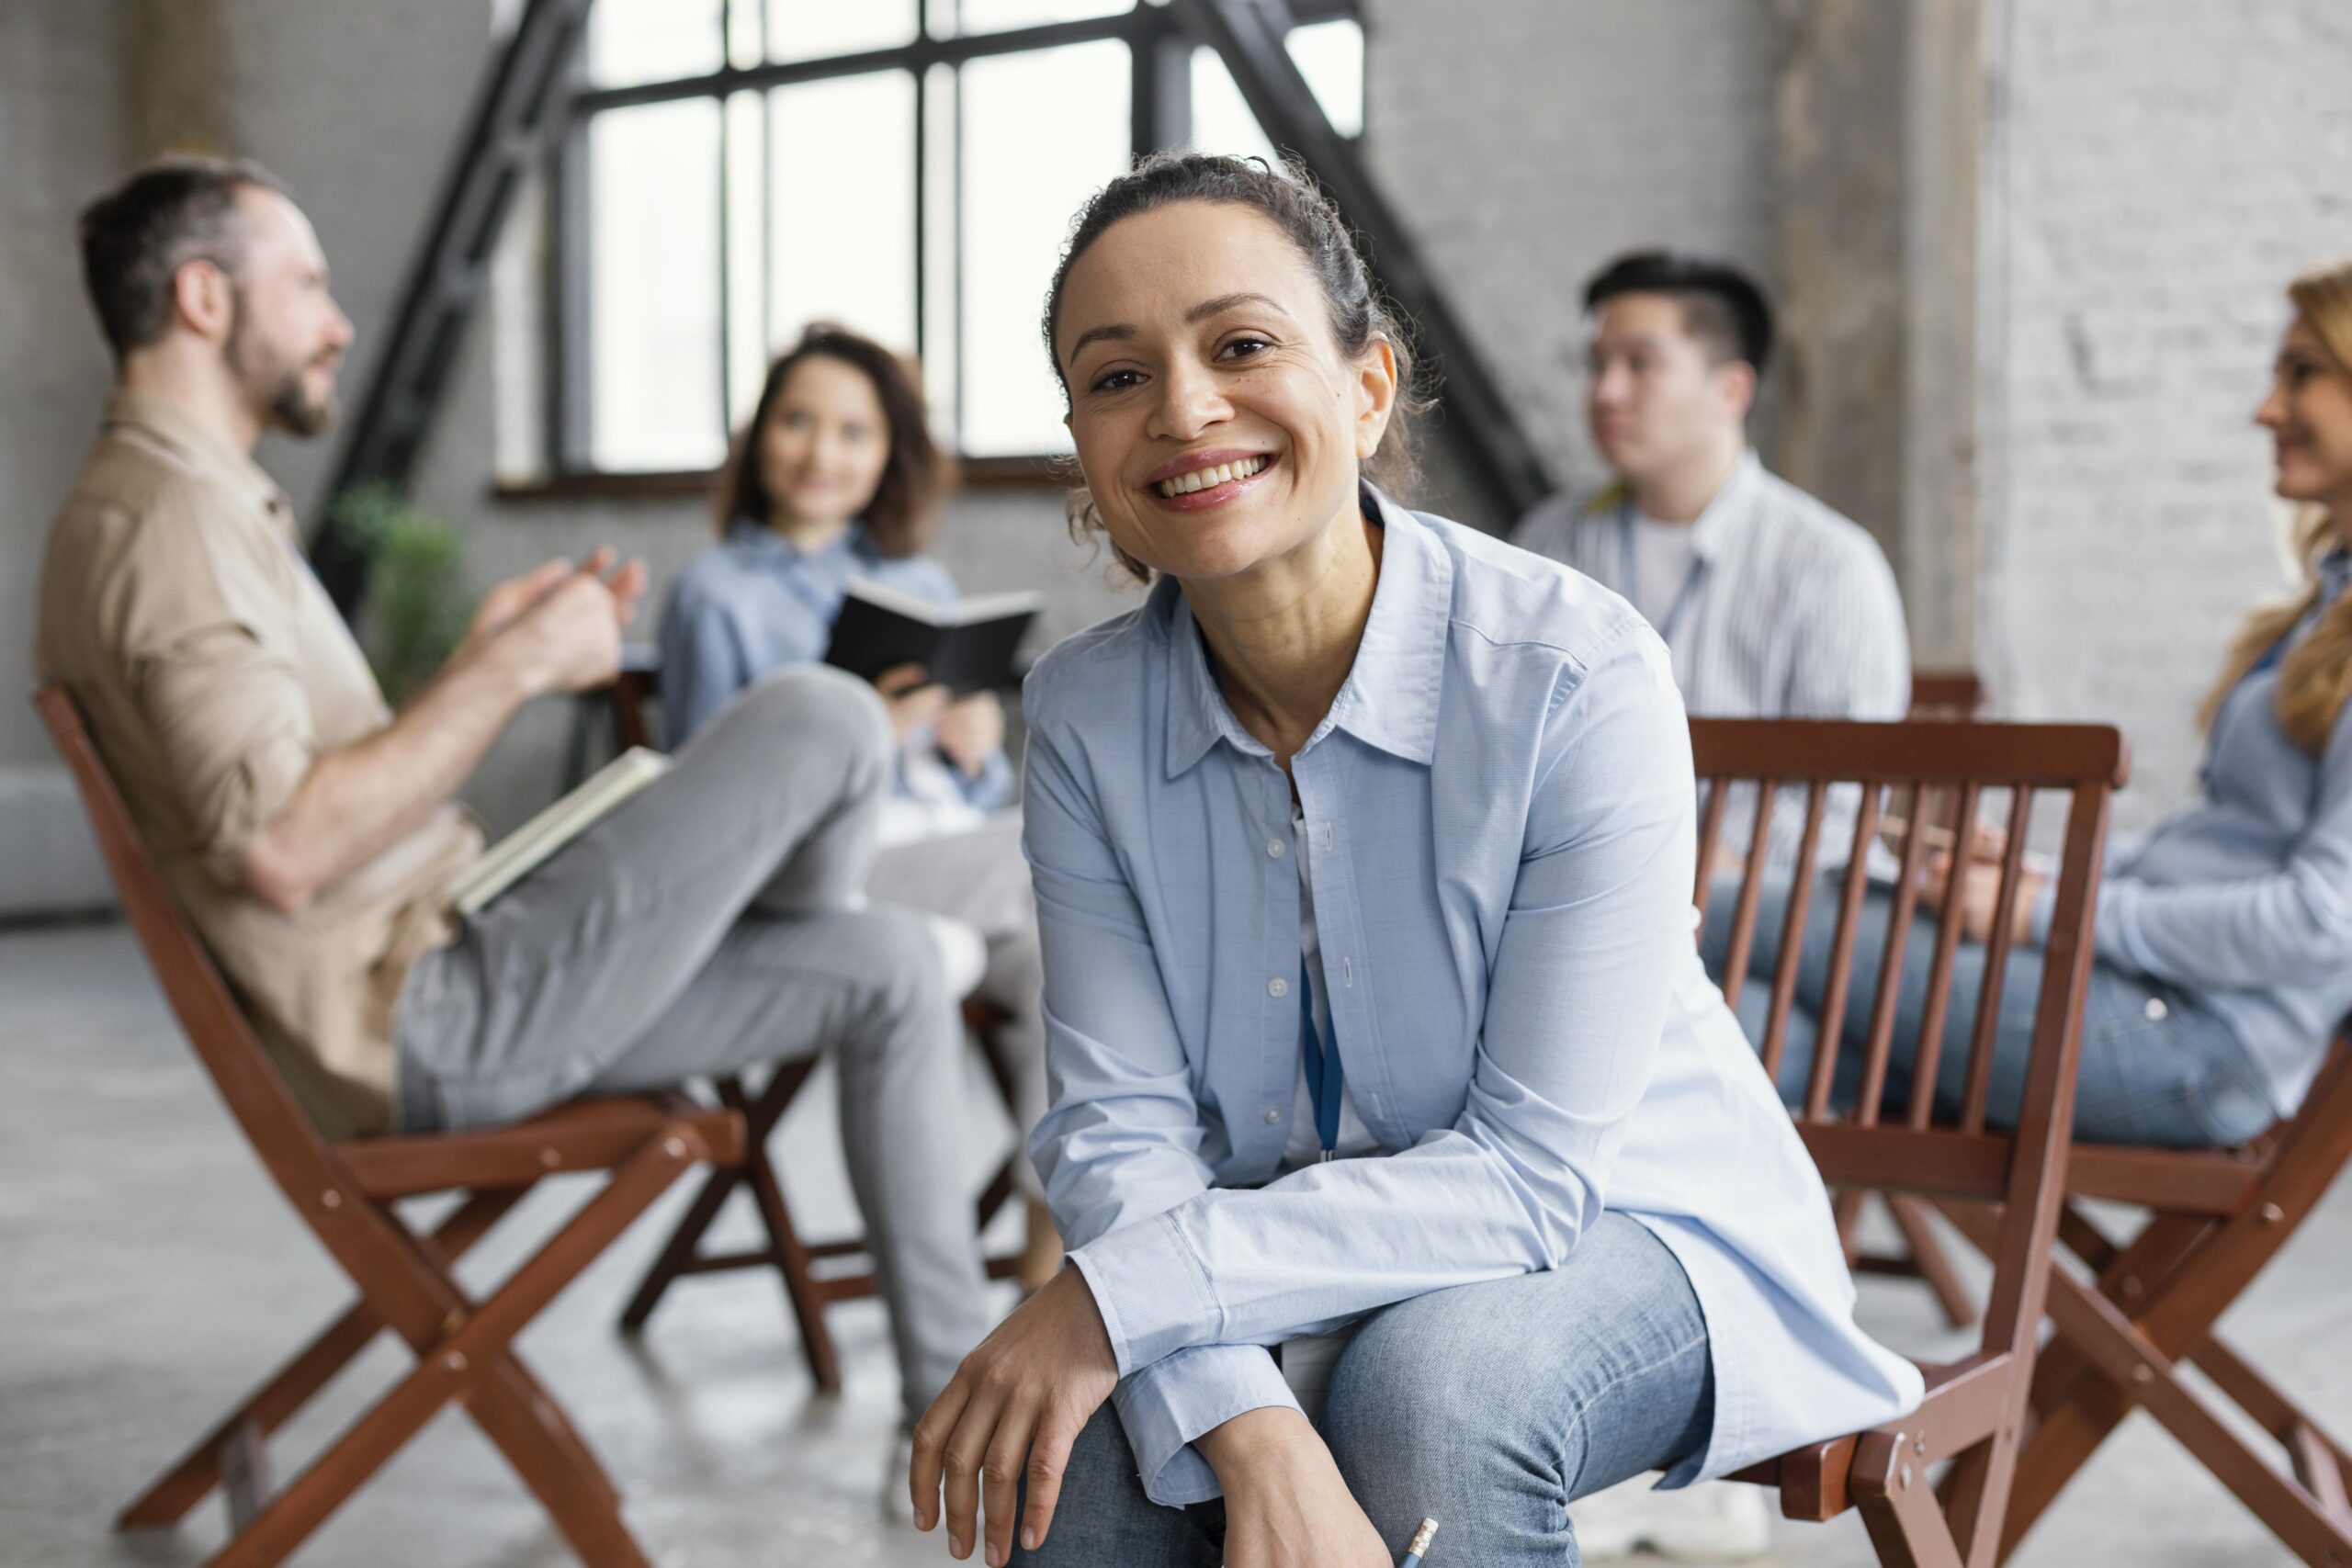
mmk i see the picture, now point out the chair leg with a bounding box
[209,1139,689,1567]
[616,1067,807,1335]
[1850,1428,1967,1568]
[468,1356,648,1565]
[1886,1195,1979,1329]
[723,1076,844,1393]
[119,1187,524,1529]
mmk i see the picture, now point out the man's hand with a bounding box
[460,548,648,680]
[909,1267,1120,1564]
[482,549,649,697]
[1198,1408,1390,1568]
[933,692,1005,778]
[1917,847,2044,947]
[876,663,952,745]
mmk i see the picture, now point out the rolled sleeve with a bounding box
[1108,1346,1302,1506]
[1070,1213,1219,1375]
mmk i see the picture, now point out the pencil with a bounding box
[1399,1517,1440,1566]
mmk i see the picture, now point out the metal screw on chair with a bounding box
[1913,1433,1927,1456]
[1900,1462,1913,1490]
[2132,1364,2154,1383]
[2260,1201,2286,1224]
[662,1137,687,1159]
[540,1147,561,1169]
[445,1350,468,1373]
[320,1190,342,1209]
[2120,1275,2142,1296]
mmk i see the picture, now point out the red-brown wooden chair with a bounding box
[36,683,745,1568]
[1828,670,1999,1330]
[1939,1048,2352,1564]
[601,671,1028,1392]
[1693,716,2126,1566]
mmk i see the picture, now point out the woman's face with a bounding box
[756,353,891,531]
[2256,316,2352,514]
[1055,201,1395,583]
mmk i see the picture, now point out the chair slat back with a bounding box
[1690,717,2126,1381]
[32,686,355,1205]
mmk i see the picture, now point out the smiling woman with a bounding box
[903,152,1922,1568]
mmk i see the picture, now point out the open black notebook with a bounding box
[824,577,1042,695]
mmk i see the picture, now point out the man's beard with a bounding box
[225,294,337,438]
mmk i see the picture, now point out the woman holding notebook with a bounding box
[660,323,1059,1292]
[902,152,1919,1568]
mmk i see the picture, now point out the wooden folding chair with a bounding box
[1825,670,2001,1331]
[600,671,1029,1392]
[1693,716,2127,1566]
[35,684,745,1568]
[1937,1043,2352,1564]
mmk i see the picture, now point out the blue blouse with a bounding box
[1022,489,1921,1506]
[2038,548,2352,1119]
[657,519,1015,809]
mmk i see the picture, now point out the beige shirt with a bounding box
[35,392,481,1138]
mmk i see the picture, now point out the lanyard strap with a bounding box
[1299,956,1343,1156]
[1617,500,1707,644]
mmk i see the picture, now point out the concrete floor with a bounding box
[3,921,2343,1567]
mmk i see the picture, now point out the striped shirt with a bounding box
[1511,450,1909,867]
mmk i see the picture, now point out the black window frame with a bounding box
[543,0,1363,483]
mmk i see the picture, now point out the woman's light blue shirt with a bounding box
[1022,490,1922,1507]
[658,518,1014,808]
[2050,548,2352,1118]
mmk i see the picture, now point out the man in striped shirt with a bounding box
[1514,251,1910,874]
[1512,254,1910,1562]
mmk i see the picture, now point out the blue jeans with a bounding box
[1700,874,2274,1148]
[1012,1212,1712,1567]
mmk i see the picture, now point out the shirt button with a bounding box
[1265,1107,1283,1124]
[1267,838,1286,858]
[2145,997,2169,1021]
[1268,976,1289,998]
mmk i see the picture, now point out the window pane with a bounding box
[959,39,1130,455]
[588,102,725,470]
[944,0,1128,39]
[587,0,723,88]
[725,92,766,425]
[765,0,918,63]
[1287,19,1363,138]
[768,73,918,356]
[1187,19,1364,156]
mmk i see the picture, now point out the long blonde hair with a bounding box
[2198,258,2352,753]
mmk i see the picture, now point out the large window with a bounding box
[551,0,1363,474]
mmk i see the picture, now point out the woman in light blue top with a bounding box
[904,153,1918,1568]
[661,324,1059,1289]
[1713,256,2352,1152]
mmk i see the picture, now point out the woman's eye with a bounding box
[1089,368,1142,393]
[1218,336,1273,361]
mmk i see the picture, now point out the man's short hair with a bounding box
[78,156,289,362]
[1583,251,1774,378]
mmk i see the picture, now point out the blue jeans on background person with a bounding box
[1699,874,2276,1149]
[1011,1212,1713,1567]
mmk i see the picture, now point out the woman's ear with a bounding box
[1354,337,1399,461]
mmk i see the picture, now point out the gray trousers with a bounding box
[394,667,989,1420]
[868,814,1047,1196]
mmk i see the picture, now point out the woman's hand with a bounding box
[876,663,952,744]
[933,691,1007,778]
[910,1267,1121,1564]
[1917,847,2045,947]
[1198,1407,1391,1568]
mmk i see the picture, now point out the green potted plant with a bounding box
[327,481,469,705]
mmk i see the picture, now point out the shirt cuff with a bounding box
[1108,1345,1303,1507]
[2093,876,2158,974]
[957,750,1016,811]
[1070,1211,1218,1374]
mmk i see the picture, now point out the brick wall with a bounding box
[1984,0,2352,823]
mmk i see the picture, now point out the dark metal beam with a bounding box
[1172,0,1553,525]
[313,0,595,615]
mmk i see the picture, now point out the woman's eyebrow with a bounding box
[1187,291,1293,323]
[1065,294,1295,364]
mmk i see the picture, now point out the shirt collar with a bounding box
[1161,484,1452,780]
[1590,446,1765,562]
[104,389,292,528]
[724,515,878,567]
